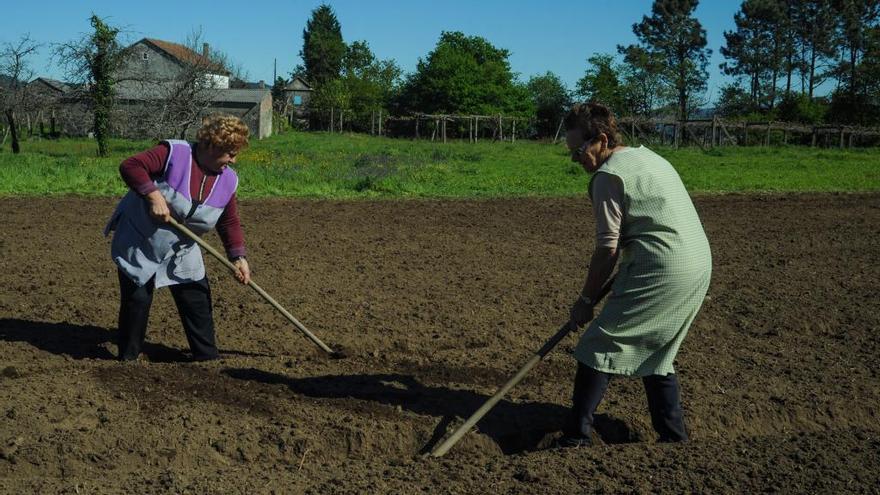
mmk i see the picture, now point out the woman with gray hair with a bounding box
[560,102,712,447]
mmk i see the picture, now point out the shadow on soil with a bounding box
[0,319,270,362]
[223,367,640,455]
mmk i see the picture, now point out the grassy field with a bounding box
[1,131,879,198]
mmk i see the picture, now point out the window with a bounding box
[293,95,303,106]
[142,51,149,61]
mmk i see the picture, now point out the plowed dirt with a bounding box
[1,194,878,493]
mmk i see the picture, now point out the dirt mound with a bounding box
[1,194,879,493]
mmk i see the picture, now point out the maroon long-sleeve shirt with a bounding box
[119,143,246,259]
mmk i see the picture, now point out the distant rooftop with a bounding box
[138,38,230,76]
[30,77,72,93]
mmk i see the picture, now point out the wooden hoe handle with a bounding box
[166,217,336,355]
[430,277,616,457]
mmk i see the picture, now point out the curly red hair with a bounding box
[196,114,249,152]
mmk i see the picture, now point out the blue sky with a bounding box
[3,0,747,104]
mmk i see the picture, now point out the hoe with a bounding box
[168,217,344,359]
[430,277,615,457]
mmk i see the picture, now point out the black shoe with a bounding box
[554,435,592,449]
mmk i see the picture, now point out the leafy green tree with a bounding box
[301,4,345,86]
[398,31,532,116]
[527,71,571,137]
[575,54,626,112]
[308,78,349,129]
[776,92,828,123]
[616,45,673,116]
[714,83,755,117]
[341,40,402,129]
[623,0,711,120]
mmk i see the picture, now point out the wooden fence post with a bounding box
[839,128,845,149]
[552,117,564,144]
[442,117,447,143]
[415,117,420,139]
[811,127,817,147]
[711,117,717,147]
[766,122,771,146]
[512,120,516,143]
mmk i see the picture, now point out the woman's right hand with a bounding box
[569,296,594,330]
[146,190,171,223]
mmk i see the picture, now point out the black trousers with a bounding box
[566,361,688,442]
[117,269,219,361]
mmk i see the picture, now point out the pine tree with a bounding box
[835,0,880,95]
[792,0,838,98]
[720,0,784,111]
[624,0,711,120]
[300,4,346,86]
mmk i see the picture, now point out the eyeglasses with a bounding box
[573,137,596,158]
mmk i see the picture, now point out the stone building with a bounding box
[32,37,273,139]
[116,38,231,92]
[282,76,313,118]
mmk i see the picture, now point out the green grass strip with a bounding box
[1,133,878,198]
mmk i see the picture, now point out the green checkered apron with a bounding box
[573,146,712,376]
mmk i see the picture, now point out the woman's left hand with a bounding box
[233,258,251,285]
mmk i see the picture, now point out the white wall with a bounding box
[204,74,230,89]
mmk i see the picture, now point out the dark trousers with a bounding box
[117,269,219,361]
[566,362,688,442]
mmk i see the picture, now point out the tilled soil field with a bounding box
[1,194,879,494]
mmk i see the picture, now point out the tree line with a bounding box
[3,0,879,154]
[291,0,880,137]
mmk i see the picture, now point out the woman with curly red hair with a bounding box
[104,114,251,361]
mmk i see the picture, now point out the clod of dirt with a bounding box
[0,437,24,463]
[514,467,541,483]
[1,366,21,378]
[329,347,350,360]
